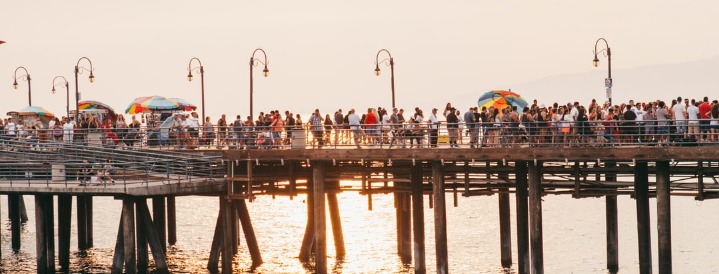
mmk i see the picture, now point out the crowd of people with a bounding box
[3,96,719,150]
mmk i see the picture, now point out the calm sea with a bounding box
[1,190,718,273]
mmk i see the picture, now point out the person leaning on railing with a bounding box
[347,108,362,148]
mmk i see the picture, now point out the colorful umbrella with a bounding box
[78,100,115,113]
[477,90,528,113]
[8,106,55,117]
[168,97,197,111]
[125,95,180,114]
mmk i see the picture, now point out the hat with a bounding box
[432,108,438,111]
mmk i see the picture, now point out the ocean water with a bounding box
[1,190,718,273]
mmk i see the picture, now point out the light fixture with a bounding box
[593,56,600,67]
[89,73,95,83]
[13,81,18,89]
[262,66,269,77]
[187,73,193,82]
[374,66,381,76]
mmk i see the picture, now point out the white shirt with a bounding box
[348,113,361,128]
[6,121,16,135]
[634,109,646,122]
[428,113,439,129]
[687,105,700,124]
[570,107,579,120]
[672,104,686,120]
[63,122,74,134]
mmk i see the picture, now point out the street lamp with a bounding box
[74,57,95,122]
[374,49,396,108]
[249,48,269,121]
[187,57,205,126]
[12,66,32,106]
[52,76,70,117]
[593,38,612,106]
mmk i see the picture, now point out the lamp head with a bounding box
[374,65,381,76]
[88,73,95,83]
[13,81,18,90]
[262,66,269,77]
[592,55,600,67]
[187,73,193,82]
[52,87,56,93]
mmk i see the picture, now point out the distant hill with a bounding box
[442,56,719,109]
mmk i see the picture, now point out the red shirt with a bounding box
[365,112,377,125]
[699,102,711,119]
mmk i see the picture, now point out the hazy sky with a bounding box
[2,1,718,120]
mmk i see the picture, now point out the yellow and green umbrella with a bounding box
[477,90,528,113]
[78,100,115,113]
[125,95,180,114]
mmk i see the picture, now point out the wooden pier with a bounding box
[1,146,719,273]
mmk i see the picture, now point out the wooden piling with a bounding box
[298,176,315,263]
[411,163,426,274]
[400,183,412,264]
[136,198,149,272]
[19,195,29,223]
[656,161,672,274]
[207,197,223,273]
[9,194,21,251]
[289,160,297,198]
[221,198,234,274]
[136,198,170,274]
[528,161,544,274]
[432,161,448,274]
[122,198,137,274]
[605,160,619,273]
[153,196,167,253]
[111,218,125,274]
[634,161,651,274]
[87,196,94,248]
[327,181,346,258]
[515,161,530,274]
[77,195,86,250]
[34,195,54,273]
[235,199,263,266]
[167,195,177,245]
[58,194,72,272]
[313,161,327,274]
[498,161,512,268]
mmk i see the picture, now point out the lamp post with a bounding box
[249,48,269,122]
[187,57,205,126]
[593,38,612,107]
[74,57,95,122]
[374,49,396,108]
[13,66,32,106]
[52,76,70,117]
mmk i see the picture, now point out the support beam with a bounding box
[152,196,167,253]
[9,194,21,251]
[111,218,125,274]
[528,161,544,274]
[411,163,426,274]
[515,161,530,274]
[19,195,29,223]
[298,175,315,263]
[77,195,87,250]
[136,198,149,272]
[605,161,619,273]
[656,161,672,274]
[221,198,234,274]
[432,161,448,274]
[498,161,512,268]
[58,195,72,272]
[313,161,327,274]
[122,198,137,274]
[236,199,263,266]
[634,161,651,274]
[87,196,94,248]
[207,197,223,273]
[327,181,346,258]
[34,195,50,273]
[399,182,412,264]
[136,198,170,274]
[167,196,177,245]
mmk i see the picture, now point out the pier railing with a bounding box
[3,119,717,151]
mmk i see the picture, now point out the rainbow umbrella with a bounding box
[477,90,528,113]
[78,100,115,113]
[168,97,197,111]
[125,95,179,114]
[9,106,55,117]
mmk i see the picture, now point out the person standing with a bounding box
[428,108,439,147]
[309,109,324,148]
[446,108,459,148]
[217,114,228,148]
[334,109,344,144]
[464,107,477,148]
[347,109,362,148]
[672,100,687,137]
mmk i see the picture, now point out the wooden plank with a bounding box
[432,161,448,274]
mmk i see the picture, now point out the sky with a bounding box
[2,1,719,121]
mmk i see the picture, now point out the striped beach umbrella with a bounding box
[477,90,528,113]
[10,106,55,117]
[167,97,197,111]
[78,100,115,113]
[125,95,179,114]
